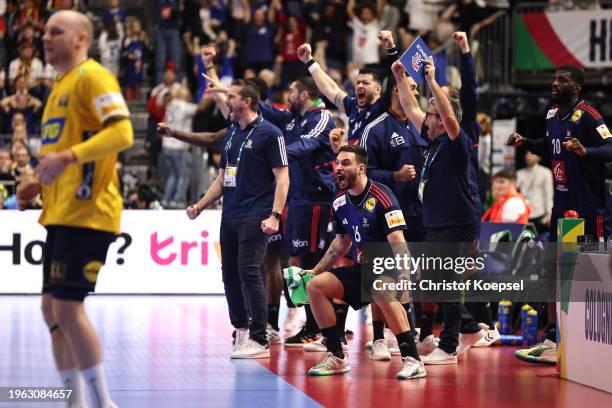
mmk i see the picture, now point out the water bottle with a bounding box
[525,309,539,346]
[520,304,533,343]
[498,300,512,335]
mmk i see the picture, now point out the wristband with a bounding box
[386,46,398,55]
[307,62,320,74]
[305,59,316,68]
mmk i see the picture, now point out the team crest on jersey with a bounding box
[551,160,567,184]
[597,124,611,139]
[286,119,295,131]
[41,118,66,145]
[385,210,406,228]
[245,139,253,149]
[365,197,376,212]
[333,195,347,210]
[58,94,69,108]
[571,109,583,123]
[546,108,558,119]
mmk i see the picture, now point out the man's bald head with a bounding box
[49,10,93,48]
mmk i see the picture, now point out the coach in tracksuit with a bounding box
[260,77,337,345]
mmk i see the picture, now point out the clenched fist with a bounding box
[297,44,313,63]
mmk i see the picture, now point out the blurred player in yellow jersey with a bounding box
[18,10,133,408]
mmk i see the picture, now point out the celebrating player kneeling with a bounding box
[302,145,425,380]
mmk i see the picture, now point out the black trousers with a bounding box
[220,216,269,344]
[425,224,476,354]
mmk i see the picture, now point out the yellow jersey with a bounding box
[39,59,130,233]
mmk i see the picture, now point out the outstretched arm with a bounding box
[157,123,227,147]
[297,43,347,113]
[391,61,425,131]
[425,60,461,140]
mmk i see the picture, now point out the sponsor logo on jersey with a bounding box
[94,92,129,122]
[292,239,308,248]
[546,108,558,119]
[333,195,347,210]
[286,119,295,131]
[83,260,103,283]
[342,218,349,225]
[571,109,583,123]
[385,210,406,228]
[597,124,611,139]
[41,117,66,145]
[365,197,376,212]
[552,160,567,184]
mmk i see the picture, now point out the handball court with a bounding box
[1,296,611,408]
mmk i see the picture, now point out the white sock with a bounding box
[58,368,88,408]
[80,364,115,408]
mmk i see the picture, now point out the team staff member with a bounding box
[296,31,399,144]
[186,80,289,359]
[304,145,426,380]
[17,10,134,408]
[392,59,484,364]
[259,77,338,347]
[508,65,612,364]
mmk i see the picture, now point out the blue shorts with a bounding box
[286,204,330,257]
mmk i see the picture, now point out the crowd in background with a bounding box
[0,0,593,211]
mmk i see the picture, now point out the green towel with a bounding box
[283,266,313,306]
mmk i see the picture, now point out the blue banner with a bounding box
[399,36,433,84]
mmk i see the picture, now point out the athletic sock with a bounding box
[333,303,349,335]
[267,304,280,331]
[58,368,87,408]
[402,303,418,336]
[396,331,420,360]
[80,363,113,408]
[372,320,385,341]
[545,324,557,343]
[321,326,344,359]
[419,310,435,341]
[304,304,320,333]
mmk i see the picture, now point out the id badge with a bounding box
[224,166,237,187]
[418,180,425,203]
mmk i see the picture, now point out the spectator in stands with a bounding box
[9,143,33,181]
[517,151,554,233]
[241,6,277,74]
[442,0,497,38]
[126,184,164,210]
[8,40,44,90]
[14,0,44,35]
[17,21,43,58]
[0,147,15,198]
[347,0,383,66]
[0,182,6,209]
[308,2,346,69]
[482,169,531,224]
[277,11,306,87]
[123,18,149,101]
[0,75,43,135]
[0,10,6,69]
[155,0,183,84]
[99,16,123,77]
[147,63,180,169]
[160,85,210,208]
[102,0,126,34]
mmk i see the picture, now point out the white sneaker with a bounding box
[421,347,458,365]
[304,337,349,352]
[515,339,557,364]
[231,328,249,357]
[308,352,351,376]
[473,324,501,347]
[396,356,427,380]
[416,335,439,356]
[457,329,487,355]
[232,339,270,359]
[284,308,299,333]
[369,339,392,361]
[267,325,281,345]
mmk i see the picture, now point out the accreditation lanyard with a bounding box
[418,142,442,203]
[224,118,260,187]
